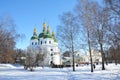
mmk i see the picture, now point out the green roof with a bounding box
[31,27,58,43]
[31,34,38,40]
[39,31,53,39]
[54,38,58,42]
[43,34,52,38]
[52,37,58,42]
[39,32,45,38]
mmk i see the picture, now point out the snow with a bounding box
[0,64,120,80]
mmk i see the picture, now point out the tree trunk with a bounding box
[72,52,75,71]
[87,28,93,72]
[106,51,108,65]
[72,40,75,71]
[89,46,93,72]
[100,43,105,70]
[114,49,117,65]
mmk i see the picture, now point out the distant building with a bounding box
[62,51,72,66]
[86,50,102,64]
[30,22,61,66]
[62,50,102,66]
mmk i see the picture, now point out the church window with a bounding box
[51,54,53,56]
[41,41,42,45]
[49,41,51,44]
[45,41,46,44]
[35,42,37,45]
[51,49,53,51]
[32,42,34,45]
[50,61,53,64]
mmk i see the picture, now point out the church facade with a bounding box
[30,22,61,66]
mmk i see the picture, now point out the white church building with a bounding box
[30,22,61,66]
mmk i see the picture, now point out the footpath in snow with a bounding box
[0,63,120,80]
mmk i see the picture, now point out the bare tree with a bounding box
[57,12,80,71]
[105,0,120,15]
[105,0,120,41]
[104,0,120,64]
[24,46,47,71]
[35,46,47,67]
[75,0,95,72]
[76,0,112,70]
[92,8,110,70]
[0,15,20,63]
[108,44,120,64]
[24,46,36,71]
[14,49,26,63]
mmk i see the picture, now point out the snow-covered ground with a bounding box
[0,63,120,80]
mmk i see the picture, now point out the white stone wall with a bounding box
[30,39,38,46]
[53,53,61,65]
[86,50,102,63]
[30,37,61,66]
[39,38,54,46]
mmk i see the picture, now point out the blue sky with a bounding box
[0,0,77,49]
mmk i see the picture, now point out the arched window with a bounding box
[50,61,53,64]
[41,41,42,45]
[49,41,51,44]
[35,42,37,45]
[51,54,53,56]
[51,49,53,51]
[45,41,46,44]
[32,42,34,45]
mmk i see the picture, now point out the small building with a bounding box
[85,50,102,64]
[62,50,102,66]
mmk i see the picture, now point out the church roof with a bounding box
[39,32,45,38]
[31,22,58,42]
[54,38,58,42]
[39,32,52,39]
[31,34,38,40]
[31,28,38,40]
[44,34,52,38]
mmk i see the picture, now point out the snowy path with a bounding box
[0,64,120,80]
